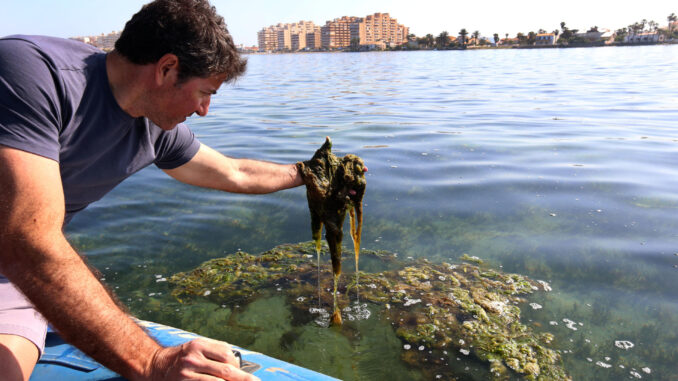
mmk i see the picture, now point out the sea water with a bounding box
[68,45,678,380]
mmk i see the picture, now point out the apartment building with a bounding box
[291,21,317,50]
[277,27,293,51]
[70,31,120,51]
[259,12,410,51]
[258,21,318,51]
[257,25,280,51]
[320,13,408,49]
[321,16,362,49]
[361,13,408,46]
[305,27,322,49]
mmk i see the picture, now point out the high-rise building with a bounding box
[259,21,318,51]
[305,27,322,49]
[277,27,292,51]
[258,13,410,51]
[257,24,281,51]
[321,16,362,49]
[360,13,409,46]
[290,21,317,50]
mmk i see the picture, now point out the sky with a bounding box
[1,0,675,46]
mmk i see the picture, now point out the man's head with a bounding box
[114,0,246,84]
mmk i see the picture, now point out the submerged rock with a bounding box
[170,242,570,380]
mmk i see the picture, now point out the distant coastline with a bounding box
[70,13,678,55]
[242,40,678,55]
[249,13,678,54]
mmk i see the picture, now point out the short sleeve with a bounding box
[0,38,62,161]
[153,123,201,169]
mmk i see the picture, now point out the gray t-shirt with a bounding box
[0,35,201,223]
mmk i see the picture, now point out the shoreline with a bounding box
[243,40,678,54]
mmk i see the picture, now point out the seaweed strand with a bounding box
[297,137,367,326]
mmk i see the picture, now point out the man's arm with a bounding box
[0,146,256,381]
[162,143,303,193]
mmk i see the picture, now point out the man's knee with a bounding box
[0,333,39,381]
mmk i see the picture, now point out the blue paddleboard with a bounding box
[30,320,339,381]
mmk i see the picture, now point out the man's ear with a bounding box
[155,53,179,86]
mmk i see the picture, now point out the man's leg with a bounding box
[0,275,47,381]
[0,334,39,381]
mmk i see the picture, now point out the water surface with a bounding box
[67,45,678,380]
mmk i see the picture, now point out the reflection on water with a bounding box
[67,45,678,380]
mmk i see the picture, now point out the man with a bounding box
[0,1,300,380]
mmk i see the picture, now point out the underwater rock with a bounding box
[296,137,366,325]
[170,242,570,380]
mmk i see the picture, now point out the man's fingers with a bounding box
[183,338,260,381]
[183,365,259,381]
[195,361,259,381]
[220,363,260,381]
[181,372,227,381]
[188,337,239,367]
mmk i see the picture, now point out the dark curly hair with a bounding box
[115,0,246,83]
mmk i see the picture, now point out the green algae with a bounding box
[170,242,569,380]
[461,253,485,265]
[296,137,367,325]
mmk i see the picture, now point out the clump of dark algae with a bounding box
[295,136,366,326]
[169,242,571,380]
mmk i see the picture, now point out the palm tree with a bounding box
[631,22,641,35]
[459,28,468,47]
[493,33,499,45]
[425,34,434,48]
[472,30,480,46]
[436,31,449,49]
[527,31,537,45]
[517,32,526,45]
[350,37,360,51]
[669,13,677,37]
[560,22,573,42]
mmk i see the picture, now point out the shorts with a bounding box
[0,274,48,355]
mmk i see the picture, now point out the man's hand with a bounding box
[148,338,259,381]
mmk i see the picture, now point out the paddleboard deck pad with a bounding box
[30,320,339,381]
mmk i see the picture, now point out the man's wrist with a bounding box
[127,342,165,381]
[294,162,306,186]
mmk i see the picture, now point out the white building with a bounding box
[624,32,666,43]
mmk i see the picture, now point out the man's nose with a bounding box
[196,97,210,117]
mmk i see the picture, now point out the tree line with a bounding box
[614,13,677,41]
[402,13,677,49]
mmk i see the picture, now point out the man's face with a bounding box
[149,72,229,130]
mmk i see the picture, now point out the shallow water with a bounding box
[67,45,678,380]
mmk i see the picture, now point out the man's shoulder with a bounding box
[1,35,102,53]
[0,35,103,72]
